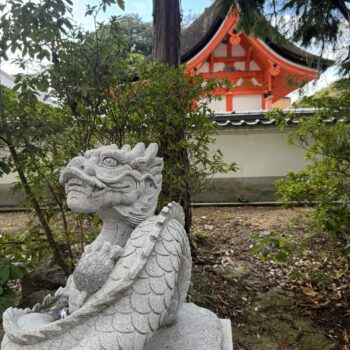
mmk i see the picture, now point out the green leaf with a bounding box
[117,0,125,10]
[0,161,10,174]
[9,265,24,280]
[0,294,15,320]
[249,246,261,254]
[274,252,289,263]
[0,266,10,285]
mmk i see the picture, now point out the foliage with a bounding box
[0,0,125,61]
[250,230,290,262]
[43,16,237,232]
[268,80,350,253]
[46,16,144,148]
[0,229,51,269]
[0,256,24,320]
[119,14,152,56]
[220,0,349,75]
[0,86,77,273]
[0,0,73,62]
[295,78,350,107]
[0,0,130,277]
[0,1,236,287]
[128,63,237,230]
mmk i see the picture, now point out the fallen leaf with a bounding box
[302,287,318,297]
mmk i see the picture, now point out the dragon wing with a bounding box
[3,202,192,350]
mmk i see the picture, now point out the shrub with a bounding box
[269,79,350,255]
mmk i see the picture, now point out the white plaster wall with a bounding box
[233,95,262,111]
[198,62,209,73]
[0,70,15,88]
[232,44,245,56]
[213,43,226,57]
[214,62,225,72]
[0,173,18,183]
[209,128,308,178]
[0,128,308,195]
[250,60,261,71]
[234,62,245,71]
[207,97,226,112]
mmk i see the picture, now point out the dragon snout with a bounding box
[67,156,96,176]
[59,156,104,189]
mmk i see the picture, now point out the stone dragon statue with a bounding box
[1,143,193,350]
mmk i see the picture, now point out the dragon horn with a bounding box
[129,143,145,159]
[131,143,159,168]
[121,144,131,152]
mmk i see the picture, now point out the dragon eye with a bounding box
[102,157,118,167]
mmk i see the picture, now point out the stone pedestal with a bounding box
[145,303,233,350]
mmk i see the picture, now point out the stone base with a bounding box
[145,303,233,350]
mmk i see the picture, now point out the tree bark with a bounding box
[9,143,71,275]
[152,0,181,66]
[1,121,70,275]
[152,0,194,232]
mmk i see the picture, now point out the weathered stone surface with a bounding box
[2,143,226,350]
[145,303,224,350]
[221,319,233,350]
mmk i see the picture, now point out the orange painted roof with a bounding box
[181,1,333,71]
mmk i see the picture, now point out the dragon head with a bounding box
[59,143,163,226]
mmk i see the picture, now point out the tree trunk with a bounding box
[10,145,70,275]
[1,124,70,275]
[152,0,181,66]
[152,0,193,232]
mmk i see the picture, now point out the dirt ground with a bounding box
[0,207,349,349]
[189,207,349,350]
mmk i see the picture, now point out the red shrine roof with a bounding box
[181,1,333,70]
[180,2,333,110]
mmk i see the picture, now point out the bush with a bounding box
[0,256,24,320]
[269,79,350,254]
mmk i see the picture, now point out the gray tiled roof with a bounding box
[212,109,336,127]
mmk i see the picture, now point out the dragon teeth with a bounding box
[68,178,85,186]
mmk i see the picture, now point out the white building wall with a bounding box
[213,43,227,57]
[209,127,308,178]
[0,70,15,88]
[213,62,225,72]
[233,95,262,111]
[233,62,245,71]
[198,62,209,73]
[232,44,246,56]
[0,126,309,205]
[206,97,226,113]
[250,60,261,71]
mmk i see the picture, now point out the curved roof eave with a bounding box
[180,1,334,72]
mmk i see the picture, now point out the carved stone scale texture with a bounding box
[1,143,232,350]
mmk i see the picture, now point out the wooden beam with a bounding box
[226,94,233,112]
[226,39,232,57]
[245,47,253,71]
[213,56,246,63]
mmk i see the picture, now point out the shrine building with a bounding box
[181,2,333,204]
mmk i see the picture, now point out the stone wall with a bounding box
[193,176,281,203]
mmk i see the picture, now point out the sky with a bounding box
[1,0,213,75]
[72,0,214,26]
[0,0,339,101]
